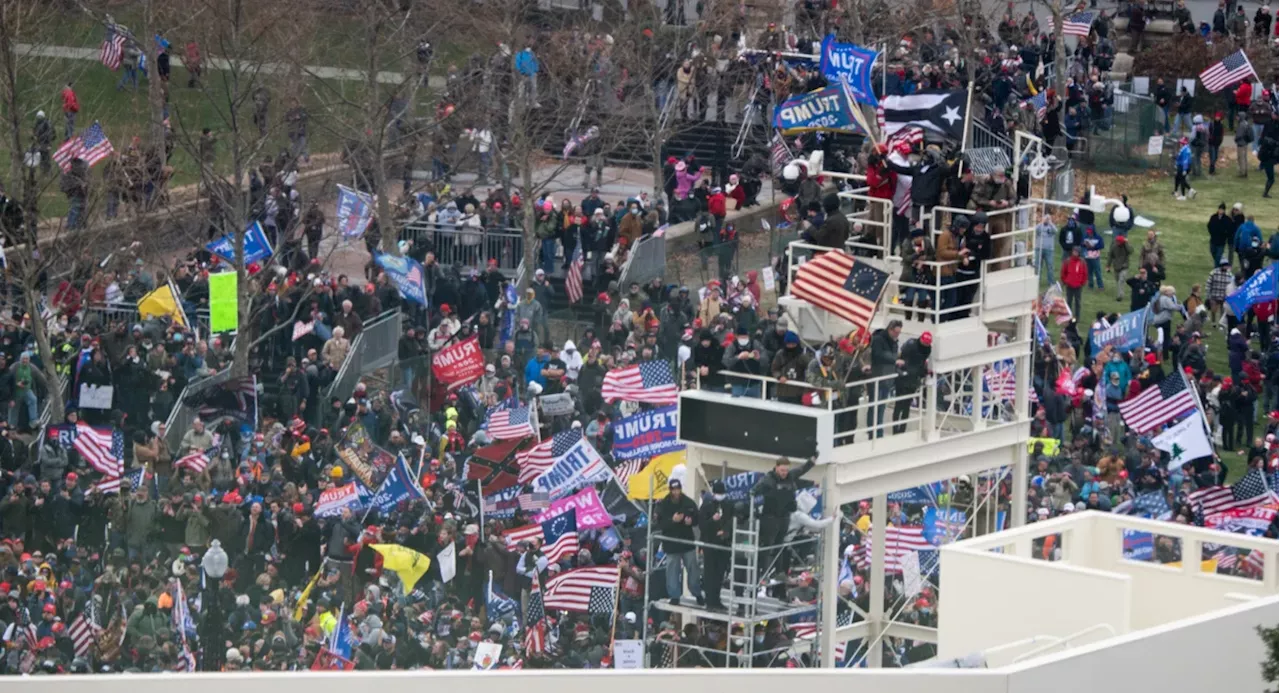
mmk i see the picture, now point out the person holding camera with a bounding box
[515,538,549,617]
[655,477,702,606]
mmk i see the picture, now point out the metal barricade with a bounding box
[835,190,894,259]
[618,231,667,289]
[82,301,141,330]
[400,222,524,274]
[163,366,237,452]
[324,310,403,402]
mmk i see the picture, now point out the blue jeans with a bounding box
[118,65,138,90]
[540,238,557,276]
[731,383,761,398]
[939,275,957,318]
[664,548,701,602]
[8,389,36,428]
[67,196,84,229]
[1037,247,1055,279]
[1085,258,1104,288]
[1210,243,1225,266]
[1172,113,1192,136]
[402,365,415,390]
[873,381,894,438]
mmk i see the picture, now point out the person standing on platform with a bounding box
[656,478,703,607]
[752,455,816,585]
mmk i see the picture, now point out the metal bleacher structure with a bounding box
[644,127,1089,669]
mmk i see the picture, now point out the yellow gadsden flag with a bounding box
[137,283,187,327]
[370,543,432,594]
[627,450,686,501]
[293,565,324,621]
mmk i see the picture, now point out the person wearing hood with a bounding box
[698,283,724,325]
[692,330,725,391]
[723,330,764,397]
[559,340,583,382]
[1058,215,1083,254]
[1150,286,1187,361]
[1035,214,1057,279]
[770,331,810,404]
[725,173,746,209]
[618,199,643,247]
[1233,214,1264,276]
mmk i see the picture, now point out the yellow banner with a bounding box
[370,543,432,593]
[137,284,186,327]
[626,450,686,501]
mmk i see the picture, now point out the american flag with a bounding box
[1025,91,1048,119]
[523,620,547,656]
[1189,468,1276,516]
[2,608,38,649]
[517,491,551,511]
[852,525,931,573]
[788,618,849,661]
[1213,546,1238,570]
[538,564,619,613]
[1118,373,1197,434]
[612,458,647,487]
[984,360,1039,405]
[1199,49,1257,94]
[1054,10,1097,37]
[1242,549,1266,575]
[883,125,923,153]
[53,122,115,172]
[1133,491,1171,518]
[68,610,103,657]
[770,132,791,176]
[175,450,210,473]
[100,33,126,70]
[790,250,890,335]
[94,465,145,495]
[74,423,124,478]
[566,246,584,304]
[487,406,536,441]
[601,360,679,405]
[516,427,583,484]
[502,508,579,563]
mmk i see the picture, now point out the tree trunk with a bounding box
[0,6,23,192]
[1052,5,1067,109]
[520,154,536,292]
[143,0,168,154]
[24,285,64,422]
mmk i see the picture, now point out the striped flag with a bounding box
[100,33,126,70]
[1199,49,1257,93]
[788,621,848,661]
[517,491,551,511]
[73,423,124,478]
[883,125,923,153]
[1054,10,1097,37]
[539,564,619,613]
[601,360,679,405]
[984,360,1038,405]
[1117,373,1197,434]
[94,465,144,495]
[770,132,791,176]
[1025,91,1048,119]
[486,406,536,441]
[67,610,103,657]
[566,246,584,304]
[612,458,646,487]
[790,250,890,336]
[853,525,931,572]
[502,509,579,563]
[175,450,210,473]
[53,122,115,172]
[516,428,583,485]
[523,620,547,656]
[1189,468,1276,516]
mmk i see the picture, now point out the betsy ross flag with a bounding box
[1118,373,1197,434]
[535,564,619,614]
[601,360,679,405]
[487,405,536,441]
[1199,49,1257,93]
[566,246,585,304]
[1054,10,1097,37]
[503,509,579,562]
[100,33,126,70]
[53,122,115,173]
[516,427,583,484]
[790,250,889,336]
[1189,468,1276,516]
[73,423,124,478]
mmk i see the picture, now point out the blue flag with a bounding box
[371,453,426,513]
[373,252,429,306]
[1122,530,1154,560]
[611,406,682,461]
[819,35,879,106]
[335,185,375,238]
[1090,307,1148,354]
[773,85,867,134]
[486,571,518,620]
[329,605,357,660]
[1225,263,1278,318]
[206,221,274,264]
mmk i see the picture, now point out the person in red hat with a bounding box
[893,331,933,434]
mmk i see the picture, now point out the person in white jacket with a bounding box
[559,340,583,382]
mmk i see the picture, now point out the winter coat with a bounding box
[1060,257,1087,289]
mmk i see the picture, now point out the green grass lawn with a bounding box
[1047,165,1277,481]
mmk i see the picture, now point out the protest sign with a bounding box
[539,392,576,417]
[432,335,485,389]
[531,487,613,530]
[611,406,682,461]
[1090,307,1147,354]
[208,271,238,333]
[531,438,611,498]
[613,640,645,669]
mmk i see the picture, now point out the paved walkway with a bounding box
[15,43,443,87]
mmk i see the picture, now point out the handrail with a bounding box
[732,82,763,159]
[1010,624,1118,664]
[656,83,679,134]
[324,309,403,402]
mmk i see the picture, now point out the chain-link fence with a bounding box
[1081,89,1171,173]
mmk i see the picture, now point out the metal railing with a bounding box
[656,83,679,135]
[971,121,1015,163]
[399,223,525,274]
[617,230,666,289]
[325,309,403,402]
[732,82,763,160]
[163,366,238,453]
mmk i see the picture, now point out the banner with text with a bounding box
[819,35,879,106]
[1090,307,1148,355]
[611,406,682,461]
[432,335,485,390]
[773,85,867,134]
[531,487,613,530]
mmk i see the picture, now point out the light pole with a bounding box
[200,540,229,672]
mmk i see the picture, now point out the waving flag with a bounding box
[566,246,584,304]
[601,361,679,405]
[175,450,210,473]
[1054,10,1097,37]
[1118,373,1197,434]
[538,564,619,613]
[1025,91,1048,119]
[487,405,536,441]
[790,250,889,336]
[878,89,967,140]
[819,35,879,106]
[486,571,519,620]
[335,184,375,238]
[68,609,103,657]
[323,605,358,669]
[852,525,930,572]
[314,482,366,517]
[95,465,144,495]
[517,427,584,484]
[100,34,126,70]
[74,423,123,478]
[1225,263,1278,317]
[207,221,275,264]
[503,509,580,563]
[53,122,115,172]
[1189,468,1276,516]
[370,453,427,513]
[1199,49,1257,93]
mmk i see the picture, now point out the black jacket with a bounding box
[654,492,699,549]
[752,458,816,518]
[697,493,731,547]
[1207,212,1235,246]
[887,157,949,209]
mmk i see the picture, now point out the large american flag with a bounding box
[984,360,1038,405]
[175,449,210,473]
[883,125,923,153]
[1189,468,1276,516]
[68,609,103,657]
[538,564,619,613]
[790,250,890,335]
[53,122,115,172]
[100,33,126,70]
[74,423,124,478]
[600,360,679,405]
[612,458,647,487]
[1117,373,1197,434]
[852,525,931,573]
[516,427,583,484]
[503,508,580,563]
[1054,10,1097,37]
[523,619,547,656]
[566,246,584,304]
[487,405,536,441]
[1199,49,1257,93]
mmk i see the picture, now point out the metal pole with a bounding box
[957,80,975,178]
[477,478,485,542]
[818,463,838,668]
[866,493,886,667]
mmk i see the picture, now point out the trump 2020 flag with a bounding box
[1153,414,1214,470]
[819,35,878,106]
[373,251,429,306]
[371,453,427,512]
[773,85,867,134]
[335,184,375,238]
[207,221,274,264]
[1225,263,1277,318]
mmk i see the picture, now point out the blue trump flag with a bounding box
[328,605,358,661]
[373,251,429,306]
[773,85,867,134]
[611,405,682,461]
[335,184,375,239]
[1090,307,1148,355]
[371,453,427,513]
[819,35,879,106]
[1225,263,1278,318]
[207,221,274,264]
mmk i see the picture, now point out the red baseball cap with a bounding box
[919,331,933,346]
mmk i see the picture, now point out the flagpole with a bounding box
[477,478,485,542]
[1177,366,1216,454]
[957,79,975,178]
[607,564,623,667]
